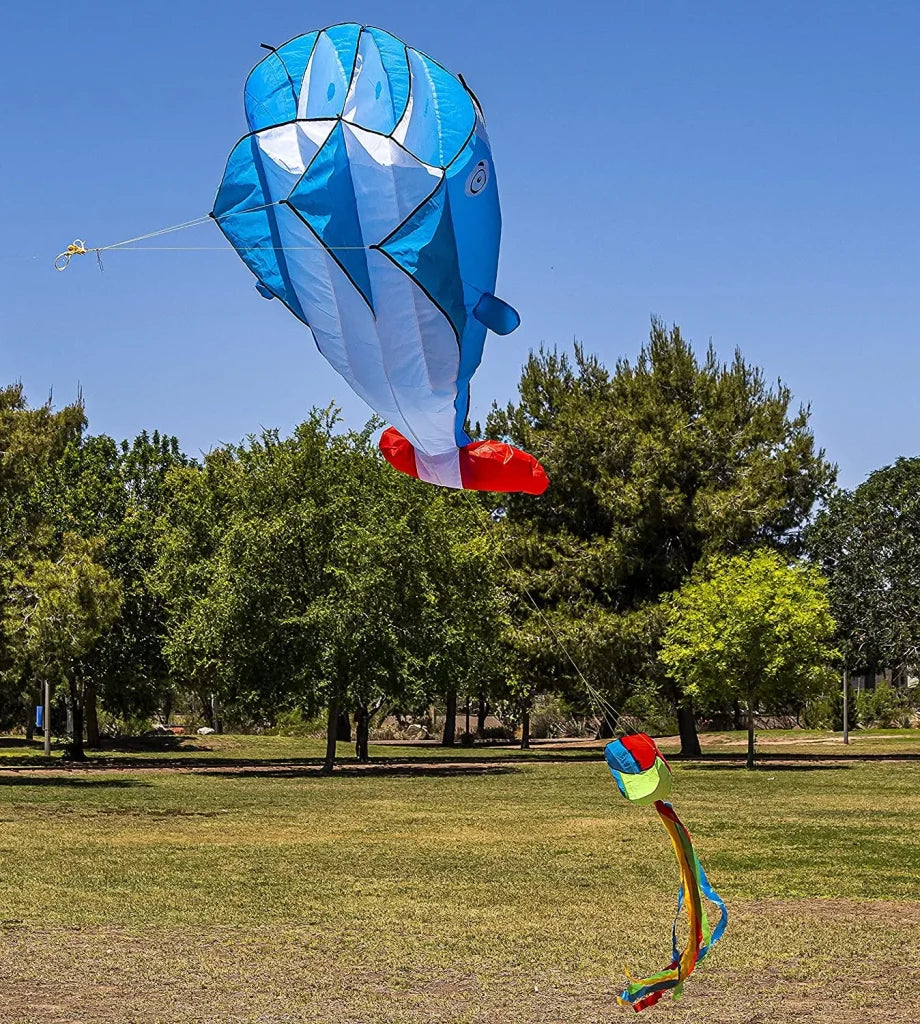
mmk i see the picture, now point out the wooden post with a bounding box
[43,680,51,756]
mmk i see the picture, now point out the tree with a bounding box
[808,458,920,676]
[660,549,837,768]
[487,321,835,751]
[7,534,122,759]
[153,410,505,769]
[31,428,189,743]
[0,385,85,725]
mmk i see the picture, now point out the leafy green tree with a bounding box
[0,385,85,725]
[37,430,189,743]
[6,534,122,759]
[808,458,920,677]
[487,321,835,752]
[660,549,837,768]
[150,448,243,729]
[153,411,505,769]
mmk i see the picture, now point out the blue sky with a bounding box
[1,1,917,488]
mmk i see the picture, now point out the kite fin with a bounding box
[256,282,275,300]
[379,427,548,495]
[473,293,520,335]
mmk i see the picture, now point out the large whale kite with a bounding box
[212,23,548,494]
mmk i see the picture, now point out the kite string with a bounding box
[462,491,631,736]
[54,203,284,270]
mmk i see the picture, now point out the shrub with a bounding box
[856,680,910,728]
[620,689,678,736]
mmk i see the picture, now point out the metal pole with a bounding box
[842,668,849,745]
[43,680,51,756]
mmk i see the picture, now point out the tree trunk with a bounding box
[441,688,457,746]
[354,704,370,763]
[476,695,488,737]
[211,692,223,734]
[677,703,701,756]
[162,691,173,726]
[336,710,352,742]
[25,692,36,742]
[85,679,100,749]
[732,700,743,730]
[201,692,215,729]
[67,679,87,761]
[746,687,756,770]
[597,712,616,739]
[520,708,531,750]
[322,694,339,775]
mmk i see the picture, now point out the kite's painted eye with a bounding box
[465,160,489,196]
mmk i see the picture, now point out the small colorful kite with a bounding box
[604,733,727,1011]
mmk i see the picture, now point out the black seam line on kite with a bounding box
[396,49,477,166]
[374,174,445,252]
[443,121,478,173]
[257,43,298,111]
[283,200,377,319]
[442,184,475,446]
[457,74,485,122]
[371,241,461,351]
[390,44,414,141]
[396,44,412,127]
[243,30,321,131]
[283,121,339,201]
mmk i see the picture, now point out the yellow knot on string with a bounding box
[54,240,89,271]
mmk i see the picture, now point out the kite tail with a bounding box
[616,801,727,1013]
[379,427,548,494]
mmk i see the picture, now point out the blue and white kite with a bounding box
[212,23,548,494]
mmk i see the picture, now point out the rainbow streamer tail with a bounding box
[617,800,727,1013]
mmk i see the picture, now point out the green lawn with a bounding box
[1,737,918,1022]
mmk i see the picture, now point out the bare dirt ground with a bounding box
[1,899,917,1024]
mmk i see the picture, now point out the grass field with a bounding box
[1,733,919,1023]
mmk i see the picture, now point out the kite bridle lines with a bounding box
[464,493,727,1012]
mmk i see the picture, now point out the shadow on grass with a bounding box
[668,751,920,763]
[0,738,45,749]
[0,776,148,788]
[0,750,599,772]
[685,761,853,772]
[97,736,215,754]
[193,762,522,780]
[1,748,915,774]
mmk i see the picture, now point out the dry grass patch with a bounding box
[1,758,918,1021]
